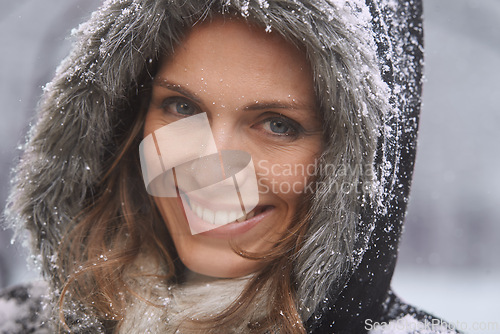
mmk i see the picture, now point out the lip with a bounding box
[177,195,274,238]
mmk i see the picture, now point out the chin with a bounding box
[156,196,290,278]
[176,237,263,278]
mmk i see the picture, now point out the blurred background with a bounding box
[1,0,499,332]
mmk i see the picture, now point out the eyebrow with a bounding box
[243,102,307,112]
[153,77,312,111]
[153,78,202,104]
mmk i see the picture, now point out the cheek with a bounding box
[255,141,321,201]
[258,167,314,201]
[154,197,188,236]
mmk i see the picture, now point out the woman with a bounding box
[1,0,458,333]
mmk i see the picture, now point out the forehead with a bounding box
[173,18,304,65]
[155,18,316,108]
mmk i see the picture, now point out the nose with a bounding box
[183,114,252,181]
[175,114,240,192]
[209,117,258,208]
[175,112,259,218]
[209,117,242,152]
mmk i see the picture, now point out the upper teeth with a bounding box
[189,200,255,225]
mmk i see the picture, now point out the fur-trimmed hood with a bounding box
[4,0,442,333]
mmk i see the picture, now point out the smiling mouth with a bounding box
[181,193,271,226]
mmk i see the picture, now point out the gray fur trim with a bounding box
[5,0,393,330]
[0,281,51,333]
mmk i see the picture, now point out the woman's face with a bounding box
[143,18,322,277]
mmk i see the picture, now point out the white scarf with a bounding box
[118,260,267,333]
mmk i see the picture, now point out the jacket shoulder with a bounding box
[0,281,52,333]
[368,290,462,334]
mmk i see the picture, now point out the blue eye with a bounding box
[175,101,196,115]
[269,119,291,134]
[261,117,301,137]
[162,98,198,116]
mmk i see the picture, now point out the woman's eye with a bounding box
[260,117,302,138]
[161,98,199,116]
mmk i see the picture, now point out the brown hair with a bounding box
[56,83,176,331]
